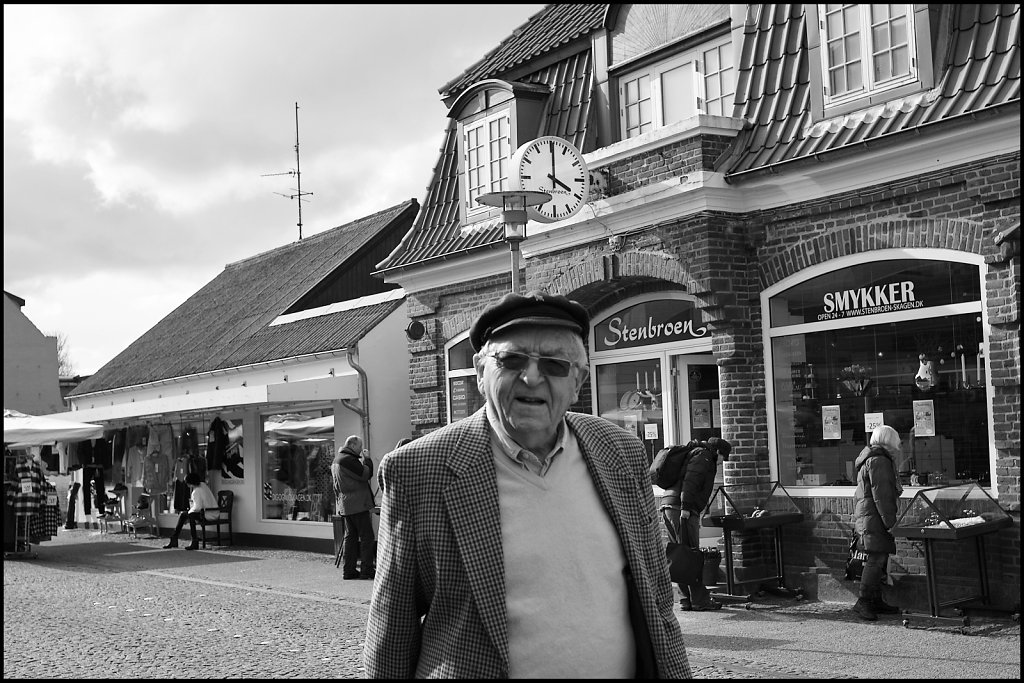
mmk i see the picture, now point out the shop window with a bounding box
[262,410,335,522]
[447,335,485,423]
[766,257,989,489]
[617,34,735,140]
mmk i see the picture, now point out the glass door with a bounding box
[594,355,666,462]
[671,355,721,444]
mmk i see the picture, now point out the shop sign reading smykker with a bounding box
[594,298,707,352]
[816,280,924,322]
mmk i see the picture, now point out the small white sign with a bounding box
[644,423,659,440]
[822,405,841,440]
[864,412,884,434]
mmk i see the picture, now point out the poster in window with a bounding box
[822,405,842,440]
[623,413,638,437]
[644,423,659,440]
[913,400,936,437]
[864,412,884,435]
[691,399,712,429]
[711,399,720,427]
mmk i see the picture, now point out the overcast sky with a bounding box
[4,4,544,375]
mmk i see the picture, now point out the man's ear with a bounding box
[573,365,589,399]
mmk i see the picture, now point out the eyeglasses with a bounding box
[487,351,574,377]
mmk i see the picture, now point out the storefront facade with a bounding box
[377,5,1020,611]
[62,200,419,552]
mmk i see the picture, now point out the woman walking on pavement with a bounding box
[852,425,903,621]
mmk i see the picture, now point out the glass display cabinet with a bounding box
[892,482,1011,540]
[892,483,1012,628]
[701,483,805,602]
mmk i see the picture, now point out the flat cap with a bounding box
[470,290,590,351]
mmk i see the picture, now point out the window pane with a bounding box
[892,45,909,76]
[772,313,989,487]
[263,411,334,522]
[661,63,694,125]
[704,47,719,72]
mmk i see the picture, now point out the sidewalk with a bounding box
[11,527,1021,679]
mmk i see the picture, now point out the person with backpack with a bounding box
[852,424,903,621]
[658,436,731,611]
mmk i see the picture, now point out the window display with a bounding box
[595,359,664,460]
[262,411,334,522]
[767,258,989,487]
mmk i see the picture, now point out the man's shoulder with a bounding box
[566,411,640,443]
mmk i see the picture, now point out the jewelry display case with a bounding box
[892,482,1011,540]
[700,483,805,603]
[702,482,804,531]
[891,483,1012,629]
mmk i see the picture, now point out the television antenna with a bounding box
[262,102,313,240]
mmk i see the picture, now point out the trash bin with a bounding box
[701,547,722,587]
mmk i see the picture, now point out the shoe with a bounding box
[853,598,878,621]
[679,598,692,611]
[872,598,900,615]
[184,541,199,551]
[691,599,723,611]
[343,573,360,580]
[359,572,376,581]
[163,538,178,549]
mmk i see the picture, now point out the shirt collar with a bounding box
[485,402,568,476]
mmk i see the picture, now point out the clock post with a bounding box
[475,190,551,293]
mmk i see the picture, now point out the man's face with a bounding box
[474,326,588,452]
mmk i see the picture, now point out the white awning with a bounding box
[65,373,358,424]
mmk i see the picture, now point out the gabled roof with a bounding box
[439,4,607,98]
[377,4,605,273]
[71,199,417,396]
[721,4,1021,178]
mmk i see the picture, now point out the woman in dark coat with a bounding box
[852,424,904,620]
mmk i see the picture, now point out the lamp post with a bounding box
[475,190,551,293]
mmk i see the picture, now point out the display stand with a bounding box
[892,482,1013,630]
[702,482,805,607]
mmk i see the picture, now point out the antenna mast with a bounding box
[262,101,313,240]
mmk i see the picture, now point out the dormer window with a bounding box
[446,79,550,226]
[463,111,510,219]
[616,34,735,140]
[819,4,917,106]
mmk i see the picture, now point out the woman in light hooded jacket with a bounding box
[852,425,904,620]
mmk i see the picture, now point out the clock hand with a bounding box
[549,142,557,190]
[547,174,572,192]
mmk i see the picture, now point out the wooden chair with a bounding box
[198,490,234,548]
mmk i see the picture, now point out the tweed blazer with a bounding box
[363,408,691,679]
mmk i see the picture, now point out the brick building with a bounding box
[376,4,1020,612]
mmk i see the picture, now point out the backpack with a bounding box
[649,441,699,488]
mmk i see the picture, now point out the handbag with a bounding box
[844,532,869,581]
[666,541,703,585]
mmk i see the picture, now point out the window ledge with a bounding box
[587,114,745,169]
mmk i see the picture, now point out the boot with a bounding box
[163,538,178,549]
[184,540,200,551]
[853,597,878,621]
[872,596,900,614]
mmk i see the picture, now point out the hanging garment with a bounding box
[147,424,176,463]
[172,478,190,513]
[143,449,172,493]
[188,454,208,482]
[106,428,127,484]
[206,417,230,472]
[6,456,45,515]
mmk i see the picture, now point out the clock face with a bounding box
[510,136,589,223]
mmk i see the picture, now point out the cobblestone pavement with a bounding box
[4,528,1020,679]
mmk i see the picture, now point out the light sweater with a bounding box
[493,426,634,678]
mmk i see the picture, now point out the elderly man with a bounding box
[332,435,376,580]
[364,290,690,678]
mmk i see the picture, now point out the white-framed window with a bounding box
[618,35,735,140]
[446,333,485,424]
[819,4,917,106]
[762,251,994,495]
[463,110,510,218]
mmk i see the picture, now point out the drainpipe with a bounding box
[341,346,370,455]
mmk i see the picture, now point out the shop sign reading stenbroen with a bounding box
[594,298,708,352]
